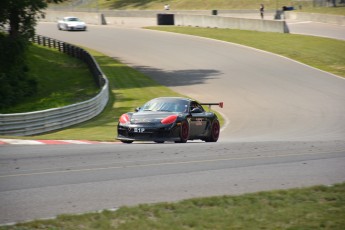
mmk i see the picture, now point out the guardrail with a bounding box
[0,35,109,136]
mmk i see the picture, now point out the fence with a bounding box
[0,35,109,136]
[32,35,106,87]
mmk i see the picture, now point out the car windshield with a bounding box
[140,99,189,113]
[67,18,80,22]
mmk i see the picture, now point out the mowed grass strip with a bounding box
[1,183,344,230]
[147,27,345,78]
[0,44,99,114]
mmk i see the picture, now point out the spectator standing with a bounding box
[260,4,264,19]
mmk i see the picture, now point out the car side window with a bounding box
[174,102,188,113]
[190,102,204,113]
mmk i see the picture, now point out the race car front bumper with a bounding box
[117,123,181,142]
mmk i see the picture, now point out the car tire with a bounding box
[176,120,189,143]
[154,140,164,143]
[121,140,133,144]
[205,119,220,142]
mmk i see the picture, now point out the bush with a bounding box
[0,33,37,110]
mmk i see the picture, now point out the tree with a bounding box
[0,0,65,111]
[0,33,37,110]
[0,0,65,39]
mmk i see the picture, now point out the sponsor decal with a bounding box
[195,118,203,126]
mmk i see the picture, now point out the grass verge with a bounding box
[300,6,345,15]
[1,183,344,229]
[147,26,345,78]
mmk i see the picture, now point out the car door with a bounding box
[189,102,208,137]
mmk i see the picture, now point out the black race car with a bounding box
[116,97,223,143]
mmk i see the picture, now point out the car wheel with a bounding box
[58,24,61,30]
[154,140,164,143]
[205,119,220,142]
[121,140,133,144]
[176,120,189,143]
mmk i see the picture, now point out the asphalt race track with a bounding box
[0,22,344,224]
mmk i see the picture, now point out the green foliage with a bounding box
[0,0,68,110]
[0,0,66,39]
[0,34,37,110]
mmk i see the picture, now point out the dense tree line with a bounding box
[0,0,64,110]
[0,34,37,109]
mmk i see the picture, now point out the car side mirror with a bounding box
[135,107,140,112]
[191,108,202,113]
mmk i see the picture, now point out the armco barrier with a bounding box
[0,35,109,136]
[175,14,289,33]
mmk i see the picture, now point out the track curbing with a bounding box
[0,139,119,145]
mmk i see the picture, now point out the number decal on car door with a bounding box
[195,118,203,126]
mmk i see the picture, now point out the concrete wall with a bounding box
[42,10,288,33]
[104,17,156,27]
[102,10,212,18]
[285,12,345,26]
[41,11,105,25]
[45,9,275,19]
[49,10,262,18]
[175,14,289,33]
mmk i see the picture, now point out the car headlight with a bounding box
[119,114,130,125]
[161,115,178,124]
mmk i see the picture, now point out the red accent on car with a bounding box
[161,115,178,124]
[119,114,130,124]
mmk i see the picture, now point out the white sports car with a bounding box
[57,17,87,31]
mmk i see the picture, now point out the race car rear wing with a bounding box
[200,102,224,111]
